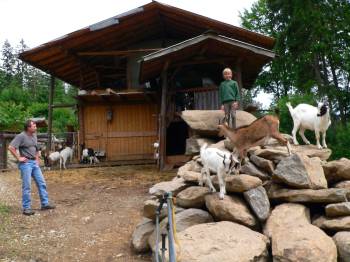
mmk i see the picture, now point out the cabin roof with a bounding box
[19,1,275,89]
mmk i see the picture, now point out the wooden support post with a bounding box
[78,101,85,159]
[0,132,7,169]
[234,61,244,109]
[47,75,55,154]
[159,61,169,170]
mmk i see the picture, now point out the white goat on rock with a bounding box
[286,101,331,149]
[198,143,239,200]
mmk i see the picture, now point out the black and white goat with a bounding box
[286,101,331,149]
[81,147,100,165]
[198,143,239,200]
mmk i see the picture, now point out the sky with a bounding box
[0,0,272,107]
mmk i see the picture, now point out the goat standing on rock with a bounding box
[286,101,331,149]
[218,114,292,171]
[199,143,239,199]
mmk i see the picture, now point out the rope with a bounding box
[171,197,181,262]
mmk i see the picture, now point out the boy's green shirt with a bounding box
[219,80,240,104]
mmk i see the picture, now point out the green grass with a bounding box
[0,203,10,232]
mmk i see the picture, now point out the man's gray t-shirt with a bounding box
[10,132,38,159]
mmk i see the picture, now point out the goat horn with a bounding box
[216,152,224,158]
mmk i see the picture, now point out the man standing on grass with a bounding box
[8,120,55,216]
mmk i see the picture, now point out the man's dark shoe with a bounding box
[41,204,56,210]
[23,209,35,216]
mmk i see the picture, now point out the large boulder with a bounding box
[205,194,258,228]
[149,178,188,197]
[323,158,350,182]
[148,208,213,251]
[253,147,290,163]
[177,160,201,177]
[333,232,350,262]
[185,137,216,155]
[265,203,337,262]
[273,153,328,189]
[164,221,270,262]
[180,110,256,136]
[131,218,155,253]
[291,144,332,161]
[176,186,210,208]
[313,215,350,231]
[264,203,310,238]
[143,198,184,220]
[244,186,270,221]
[326,202,350,217]
[182,171,201,183]
[212,175,262,193]
[268,184,350,203]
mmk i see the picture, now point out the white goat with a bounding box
[198,143,239,200]
[59,147,73,170]
[44,151,60,170]
[81,148,99,165]
[286,102,331,149]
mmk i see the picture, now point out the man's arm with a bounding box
[8,145,27,163]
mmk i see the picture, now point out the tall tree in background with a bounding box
[1,40,15,87]
[240,0,350,124]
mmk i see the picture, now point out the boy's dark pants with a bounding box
[223,101,236,129]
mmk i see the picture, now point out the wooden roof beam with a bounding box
[77,49,162,56]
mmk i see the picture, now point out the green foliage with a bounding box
[0,39,78,133]
[0,102,29,131]
[241,0,350,159]
[53,109,78,133]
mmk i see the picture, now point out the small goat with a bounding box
[286,102,331,149]
[59,146,73,170]
[199,143,239,200]
[81,148,100,165]
[218,115,292,170]
[43,151,61,170]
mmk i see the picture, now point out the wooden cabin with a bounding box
[19,1,275,169]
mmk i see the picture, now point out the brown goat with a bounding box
[218,115,292,170]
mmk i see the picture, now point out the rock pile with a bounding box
[131,111,349,261]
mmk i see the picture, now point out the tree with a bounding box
[1,40,15,86]
[240,0,350,125]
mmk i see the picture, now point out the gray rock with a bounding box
[131,218,155,253]
[244,186,270,221]
[205,194,258,228]
[180,110,256,137]
[148,208,213,251]
[212,174,262,193]
[162,221,270,262]
[149,178,188,197]
[333,180,350,189]
[254,147,290,162]
[333,232,350,262]
[182,171,201,183]
[176,186,210,208]
[326,202,350,217]
[273,153,328,189]
[185,137,215,155]
[249,154,275,175]
[265,203,337,262]
[313,215,350,231]
[240,161,270,180]
[323,158,350,182]
[268,184,350,203]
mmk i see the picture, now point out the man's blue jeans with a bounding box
[18,160,49,210]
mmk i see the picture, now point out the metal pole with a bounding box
[161,233,167,261]
[166,192,176,262]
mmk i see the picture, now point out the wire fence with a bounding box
[0,131,79,170]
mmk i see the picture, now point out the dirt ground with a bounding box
[0,165,175,262]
